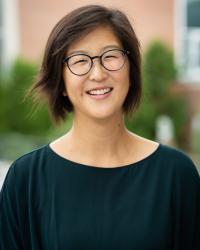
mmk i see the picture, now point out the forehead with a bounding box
[67,25,122,55]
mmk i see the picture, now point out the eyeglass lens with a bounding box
[67,49,126,75]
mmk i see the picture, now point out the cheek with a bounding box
[63,74,86,100]
[115,69,130,89]
[116,61,130,83]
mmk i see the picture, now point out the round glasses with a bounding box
[63,49,130,76]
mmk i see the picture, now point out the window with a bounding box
[0,0,19,71]
[180,0,200,82]
[184,29,200,81]
[184,0,200,81]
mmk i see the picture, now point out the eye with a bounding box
[103,55,118,62]
[104,55,116,59]
[103,50,122,61]
[68,55,90,66]
[73,59,88,65]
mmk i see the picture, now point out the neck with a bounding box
[66,112,133,162]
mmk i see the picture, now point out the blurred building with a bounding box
[1,0,200,148]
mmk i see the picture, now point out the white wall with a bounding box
[1,0,19,71]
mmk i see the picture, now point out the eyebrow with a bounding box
[67,45,122,57]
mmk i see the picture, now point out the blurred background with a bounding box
[0,0,200,188]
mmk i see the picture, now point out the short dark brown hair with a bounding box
[28,5,142,124]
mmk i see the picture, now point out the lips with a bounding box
[86,87,113,95]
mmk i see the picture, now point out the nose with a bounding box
[88,58,108,81]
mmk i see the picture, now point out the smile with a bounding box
[87,87,113,95]
[86,87,113,100]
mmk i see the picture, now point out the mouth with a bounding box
[86,87,113,96]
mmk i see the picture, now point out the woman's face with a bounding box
[63,25,130,120]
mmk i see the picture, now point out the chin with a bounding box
[88,108,122,121]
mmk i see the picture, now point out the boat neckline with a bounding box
[46,143,162,171]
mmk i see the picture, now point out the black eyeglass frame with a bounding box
[63,49,130,76]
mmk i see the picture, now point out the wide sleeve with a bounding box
[172,156,200,250]
[0,163,24,250]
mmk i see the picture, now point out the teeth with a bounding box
[88,88,112,95]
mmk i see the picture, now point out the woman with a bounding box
[0,5,199,250]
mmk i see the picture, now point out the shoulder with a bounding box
[129,133,199,178]
[158,143,189,159]
[2,144,49,189]
[12,144,48,170]
[158,144,200,184]
[159,144,196,166]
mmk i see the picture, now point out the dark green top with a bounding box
[0,144,200,250]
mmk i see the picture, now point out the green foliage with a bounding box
[0,132,47,160]
[0,58,75,159]
[0,58,52,136]
[0,80,9,131]
[125,40,187,146]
